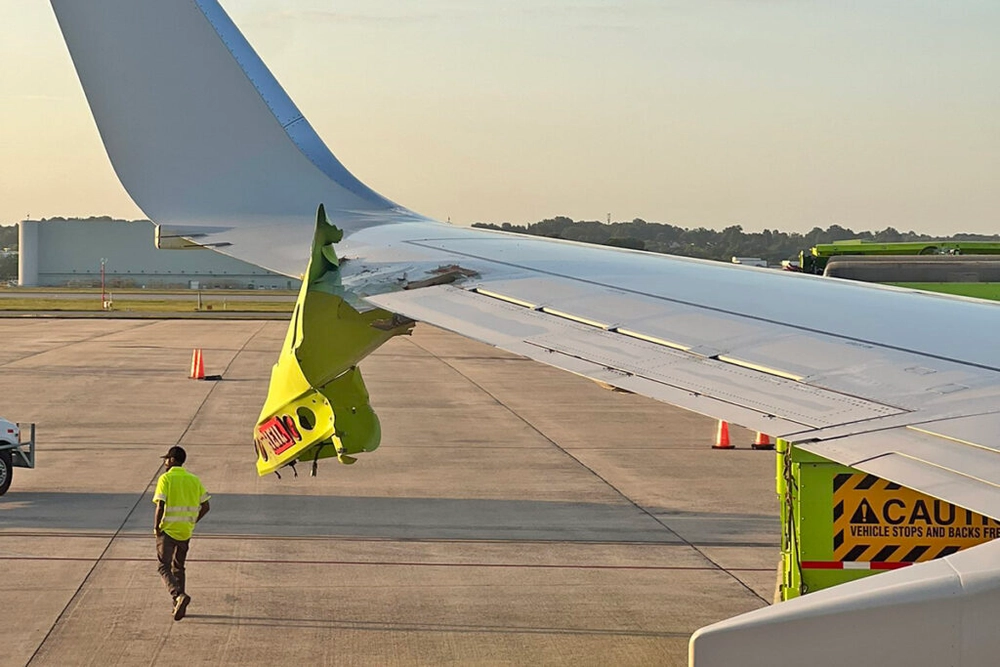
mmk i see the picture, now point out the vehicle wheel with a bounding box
[0,449,12,496]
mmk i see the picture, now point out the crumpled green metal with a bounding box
[254,205,412,476]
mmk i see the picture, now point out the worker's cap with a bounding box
[161,445,186,464]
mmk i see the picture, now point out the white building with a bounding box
[18,218,300,289]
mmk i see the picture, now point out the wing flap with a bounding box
[522,332,902,428]
[802,414,1000,519]
[369,280,1000,519]
[367,284,909,437]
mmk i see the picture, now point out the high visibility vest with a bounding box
[153,466,210,541]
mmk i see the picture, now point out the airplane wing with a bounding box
[48,1,1000,664]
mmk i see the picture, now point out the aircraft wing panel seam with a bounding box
[472,286,698,352]
[522,341,818,429]
[524,337,906,429]
[471,288,538,310]
[714,355,804,382]
[462,288,910,425]
[861,452,1000,497]
[403,241,1000,374]
[282,115,306,131]
[614,328,692,352]
[848,449,1000,492]
[906,425,1000,454]
[464,281,992,419]
[500,337,811,435]
[369,284,909,431]
[793,406,1000,448]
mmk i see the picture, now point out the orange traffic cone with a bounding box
[189,348,205,380]
[752,432,774,450]
[712,420,733,449]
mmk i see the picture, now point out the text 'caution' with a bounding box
[833,473,999,563]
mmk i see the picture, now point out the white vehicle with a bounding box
[0,418,35,496]
[730,256,768,267]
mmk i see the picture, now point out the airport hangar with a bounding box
[16,218,300,290]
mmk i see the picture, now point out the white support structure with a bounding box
[18,220,39,287]
[691,538,1000,666]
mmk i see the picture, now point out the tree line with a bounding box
[3,217,998,282]
[0,225,16,281]
[0,224,16,249]
[472,217,1000,264]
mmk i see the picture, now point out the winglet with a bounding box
[49,0,401,232]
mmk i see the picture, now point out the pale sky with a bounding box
[2,1,998,234]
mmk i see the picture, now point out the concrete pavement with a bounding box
[0,319,778,666]
[0,291,295,303]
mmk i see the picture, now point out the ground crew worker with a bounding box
[153,445,210,621]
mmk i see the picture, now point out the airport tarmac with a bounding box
[0,318,778,666]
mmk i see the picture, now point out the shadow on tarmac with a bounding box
[182,613,692,638]
[1,491,777,545]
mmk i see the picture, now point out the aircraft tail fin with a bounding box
[49,0,398,230]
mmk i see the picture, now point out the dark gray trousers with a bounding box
[156,532,190,599]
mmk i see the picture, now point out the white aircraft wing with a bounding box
[48,1,1000,664]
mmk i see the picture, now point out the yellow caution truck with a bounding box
[778,439,1000,600]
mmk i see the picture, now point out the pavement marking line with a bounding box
[0,555,777,572]
[0,531,778,549]
[24,321,268,666]
[0,318,164,369]
[405,337,772,607]
[181,616,693,639]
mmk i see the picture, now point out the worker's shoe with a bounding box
[173,593,191,621]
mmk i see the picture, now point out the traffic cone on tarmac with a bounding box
[189,349,205,380]
[712,420,733,450]
[752,432,774,450]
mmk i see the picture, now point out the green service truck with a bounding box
[800,240,1000,275]
[800,240,1000,301]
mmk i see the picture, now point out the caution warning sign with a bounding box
[833,473,1000,563]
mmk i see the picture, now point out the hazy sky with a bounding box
[2,1,998,234]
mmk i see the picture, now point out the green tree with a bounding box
[0,255,16,281]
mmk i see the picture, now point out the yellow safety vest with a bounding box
[153,466,210,541]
